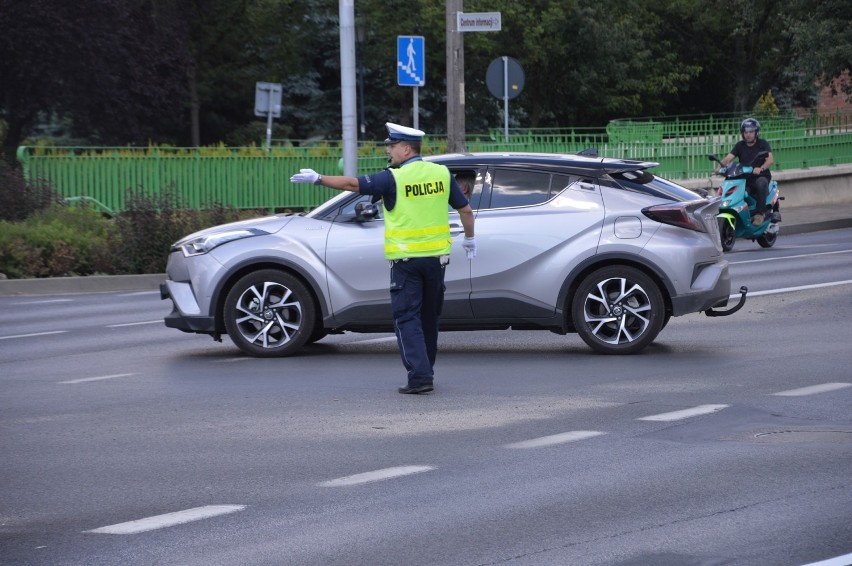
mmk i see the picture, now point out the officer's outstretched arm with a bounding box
[290,168,360,192]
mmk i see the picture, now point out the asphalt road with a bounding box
[1,228,851,566]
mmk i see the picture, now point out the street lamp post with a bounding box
[356,25,366,141]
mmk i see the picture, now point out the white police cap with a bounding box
[384,122,425,145]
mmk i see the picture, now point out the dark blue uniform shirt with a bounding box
[356,156,469,211]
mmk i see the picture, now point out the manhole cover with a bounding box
[753,430,852,443]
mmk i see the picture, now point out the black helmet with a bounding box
[740,118,761,139]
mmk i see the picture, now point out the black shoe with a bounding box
[398,384,434,394]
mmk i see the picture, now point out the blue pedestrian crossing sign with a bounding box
[397,36,425,87]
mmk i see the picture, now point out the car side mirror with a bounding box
[354,202,379,221]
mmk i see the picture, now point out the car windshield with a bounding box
[305,190,355,219]
[610,170,701,201]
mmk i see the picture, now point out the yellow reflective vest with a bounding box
[385,161,452,259]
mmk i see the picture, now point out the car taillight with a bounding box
[642,201,707,232]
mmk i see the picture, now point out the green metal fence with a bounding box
[17,111,852,213]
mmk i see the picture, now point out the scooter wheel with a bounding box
[718,217,735,252]
[757,230,777,248]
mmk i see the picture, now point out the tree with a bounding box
[0,0,189,155]
[785,0,852,103]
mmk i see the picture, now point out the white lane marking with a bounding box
[117,291,160,297]
[11,299,74,305]
[59,373,136,385]
[504,431,606,449]
[212,357,253,363]
[352,336,398,344]
[731,249,852,265]
[799,552,852,566]
[638,404,729,422]
[106,320,162,328]
[0,330,67,341]
[731,280,852,299]
[319,466,434,487]
[86,505,246,534]
[771,382,852,397]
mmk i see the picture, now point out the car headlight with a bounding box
[175,229,267,257]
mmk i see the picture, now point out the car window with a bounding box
[487,168,551,209]
[551,173,585,194]
[449,167,482,211]
[610,170,699,201]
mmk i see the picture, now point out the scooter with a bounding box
[707,153,782,252]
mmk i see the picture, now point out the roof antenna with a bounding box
[577,148,599,157]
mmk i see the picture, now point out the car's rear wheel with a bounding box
[223,269,317,357]
[571,266,666,355]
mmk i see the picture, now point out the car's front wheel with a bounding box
[223,269,317,357]
[571,266,666,355]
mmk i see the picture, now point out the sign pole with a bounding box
[413,87,420,130]
[266,109,274,152]
[503,56,509,142]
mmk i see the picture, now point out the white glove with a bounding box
[290,168,320,184]
[462,236,477,260]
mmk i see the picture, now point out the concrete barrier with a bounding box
[0,273,165,296]
[677,164,852,207]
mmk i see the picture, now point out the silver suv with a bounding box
[161,152,734,356]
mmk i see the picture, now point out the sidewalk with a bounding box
[2,203,852,297]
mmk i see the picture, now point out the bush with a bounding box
[0,179,265,279]
[0,160,61,221]
[0,204,114,278]
[111,185,255,274]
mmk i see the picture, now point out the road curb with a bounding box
[0,273,165,297]
[783,217,852,235]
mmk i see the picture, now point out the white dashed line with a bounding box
[117,291,160,297]
[0,330,67,341]
[319,466,434,487]
[352,336,398,344]
[106,320,162,328]
[86,505,246,534]
[11,299,73,305]
[798,552,852,566]
[771,383,852,397]
[735,280,852,299]
[638,404,729,422]
[59,373,136,384]
[732,250,852,265]
[504,431,606,449]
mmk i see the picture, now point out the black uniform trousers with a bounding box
[389,256,446,387]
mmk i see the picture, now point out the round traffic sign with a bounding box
[486,57,525,100]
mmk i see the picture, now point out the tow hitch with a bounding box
[704,286,748,317]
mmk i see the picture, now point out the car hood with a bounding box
[173,213,299,246]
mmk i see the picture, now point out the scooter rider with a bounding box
[717,118,774,225]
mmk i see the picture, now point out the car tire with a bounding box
[718,217,735,252]
[223,269,317,357]
[571,266,666,355]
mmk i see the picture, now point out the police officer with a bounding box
[289,123,476,394]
